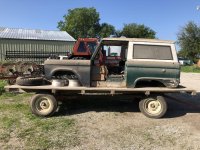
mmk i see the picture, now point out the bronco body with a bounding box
[44,38,180,88]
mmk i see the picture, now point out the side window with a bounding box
[133,44,173,60]
[103,46,121,56]
[77,42,86,52]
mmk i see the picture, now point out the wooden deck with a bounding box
[5,85,196,95]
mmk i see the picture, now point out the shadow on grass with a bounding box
[54,93,200,119]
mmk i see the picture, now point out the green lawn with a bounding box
[0,89,79,149]
[181,65,200,73]
[0,80,7,94]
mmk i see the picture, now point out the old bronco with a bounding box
[44,38,180,88]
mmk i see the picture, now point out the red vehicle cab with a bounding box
[72,38,98,59]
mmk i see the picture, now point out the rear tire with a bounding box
[16,77,44,86]
[30,94,58,117]
[139,96,167,119]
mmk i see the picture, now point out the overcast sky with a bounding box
[0,0,200,41]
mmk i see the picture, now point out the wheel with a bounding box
[30,94,58,117]
[139,96,167,119]
[16,77,44,86]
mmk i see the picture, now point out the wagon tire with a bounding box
[16,77,44,86]
[139,96,167,119]
[30,94,58,117]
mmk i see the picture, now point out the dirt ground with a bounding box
[61,72,200,150]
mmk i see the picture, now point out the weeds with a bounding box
[181,65,200,73]
[0,80,7,95]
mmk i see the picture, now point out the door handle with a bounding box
[162,69,166,73]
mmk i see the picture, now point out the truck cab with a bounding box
[69,38,98,59]
[44,38,180,88]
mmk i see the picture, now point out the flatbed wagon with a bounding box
[5,84,196,119]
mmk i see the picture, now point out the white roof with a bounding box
[102,38,175,44]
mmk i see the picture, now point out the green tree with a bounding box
[121,23,156,38]
[58,7,100,39]
[99,23,115,38]
[177,21,200,63]
[177,50,187,58]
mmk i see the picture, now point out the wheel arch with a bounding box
[50,68,83,85]
[133,77,166,88]
[50,68,79,78]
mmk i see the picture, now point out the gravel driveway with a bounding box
[181,72,200,92]
[62,72,200,150]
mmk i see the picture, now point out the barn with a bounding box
[0,27,76,63]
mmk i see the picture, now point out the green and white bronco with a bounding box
[44,38,180,88]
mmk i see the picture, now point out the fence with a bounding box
[5,49,70,64]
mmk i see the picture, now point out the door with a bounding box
[91,40,128,87]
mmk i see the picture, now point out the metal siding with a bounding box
[0,39,75,63]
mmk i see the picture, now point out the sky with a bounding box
[0,0,200,42]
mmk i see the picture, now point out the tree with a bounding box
[177,50,187,58]
[58,7,100,39]
[99,23,115,38]
[121,23,156,39]
[177,21,200,63]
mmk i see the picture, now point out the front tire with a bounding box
[30,94,58,117]
[139,96,167,119]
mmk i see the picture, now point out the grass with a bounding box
[0,90,80,149]
[0,80,7,94]
[181,65,200,73]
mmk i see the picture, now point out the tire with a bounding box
[139,96,167,119]
[16,77,44,86]
[30,94,58,117]
[7,79,16,85]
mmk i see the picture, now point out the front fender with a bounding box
[45,66,80,80]
[44,60,91,87]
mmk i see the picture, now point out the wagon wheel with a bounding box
[139,96,167,119]
[30,94,58,117]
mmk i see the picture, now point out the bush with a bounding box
[181,65,200,73]
[0,80,7,94]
